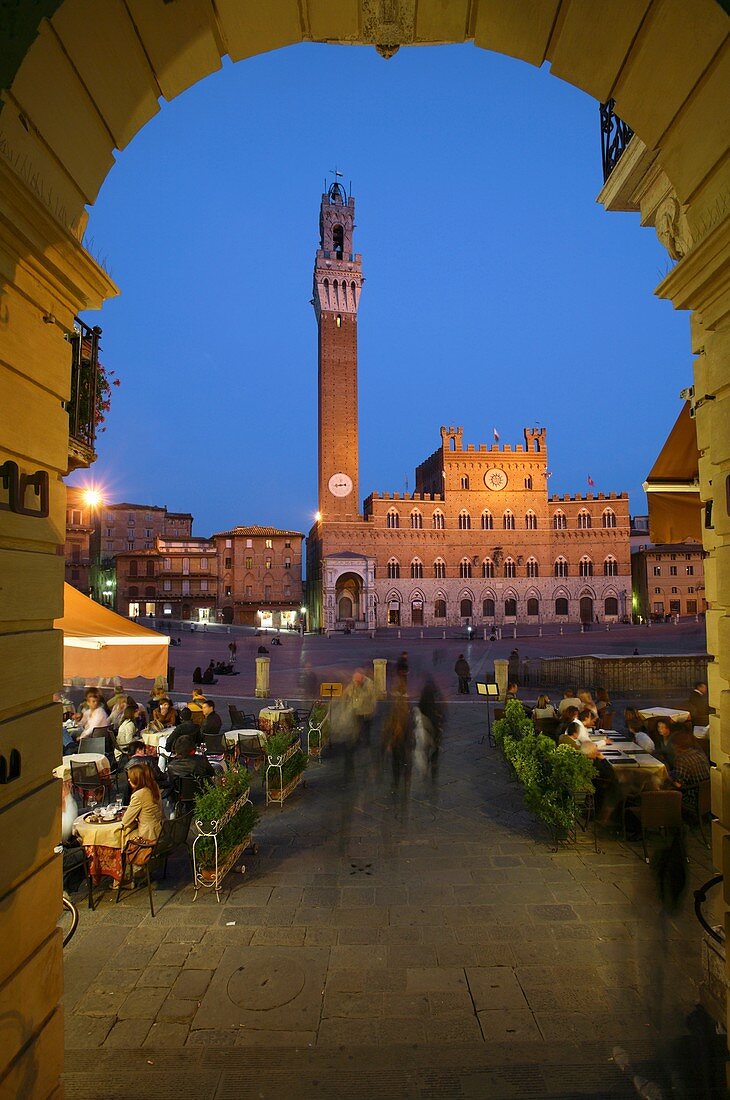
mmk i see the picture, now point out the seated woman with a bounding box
[595,688,613,729]
[532,695,557,720]
[577,691,598,720]
[192,666,203,684]
[116,704,141,753]
[150,697,179,732]
[119,767,164,884]
[623,707,655,752]
[651,718,674,761]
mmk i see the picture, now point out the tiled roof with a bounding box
[212,525,304,538]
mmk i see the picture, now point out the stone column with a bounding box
[373,658,387,697]
[255,657,270,698]
[494,658,509,699]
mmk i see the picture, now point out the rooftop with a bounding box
[212,525,305,539]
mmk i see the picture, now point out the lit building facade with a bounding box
[213,526,304,628]
[64,486,94,593]
[307,186,632,631]
[116,537,218,622]
[632,540,706,621]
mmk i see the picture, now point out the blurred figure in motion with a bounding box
[299,662,318,702]
[395,650,409,694]
[415,677,445,786]
[382,687,414,819]
[343,668,377,748]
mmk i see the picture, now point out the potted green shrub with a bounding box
[265,731,308,807]
[192,766,259,895]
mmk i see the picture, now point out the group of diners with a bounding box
[62,683,227,809]
[504,680,711,815]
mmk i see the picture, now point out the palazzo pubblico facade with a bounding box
[307,183,631,632]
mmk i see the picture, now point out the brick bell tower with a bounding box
[312,179,363,521]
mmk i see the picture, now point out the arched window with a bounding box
[524,476,533,489]
[555,597,569,615]
[604,596,619,616]
[410,558,423,579]
[410,510,423,529]
[332,224,344,256]
[459,558,472,579]
[526,558,539,578]
[482,558,494,578]
[604,556,618,576]
[482,598,495,618]
[481,510,493,530]
[504,557,516,579]
[504,597,517,617]
[525,511,537,530]
[578,509,592,529]
[129,560,138,577]
[460,475,469,490]
[503,510,515,530]
[434,598,447,619]
[432,510,444,529]
[387,558,400,579]
[527,597,539,616]
[602,509,617,528]
[553,511,567,530]
[458,510,471,530]
[554,557,568,578]
[579,556,594,577]
[386,509,399,529]
[460,598,473,618]
[433,558,446,579]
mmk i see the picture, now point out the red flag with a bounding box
[587,475,595,487]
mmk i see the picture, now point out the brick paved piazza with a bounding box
[62,680,722,1100]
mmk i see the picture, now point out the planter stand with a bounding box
[307,707,330,762]
[266,742,305,809]
[192,791,256,901]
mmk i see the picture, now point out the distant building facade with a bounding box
[116,537,218,622]
[213,526,304,628]
[64,486,95,594]
[306,184,632,631]
[99,503,192,557]
[632,540,706,620]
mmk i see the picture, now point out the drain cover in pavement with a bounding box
[227,959,306,1011]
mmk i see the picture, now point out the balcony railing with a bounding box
[600,99,634,183]
[66,318,101,471]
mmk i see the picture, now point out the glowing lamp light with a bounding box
[315,511,322,522]
[83,488,103,508]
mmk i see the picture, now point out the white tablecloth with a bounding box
[53,752,109,782]
[637,707,690,721]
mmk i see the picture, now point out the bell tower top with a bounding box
[318,179,356,258]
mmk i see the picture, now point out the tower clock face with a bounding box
[484,468,508,491]
[328,472,353,498]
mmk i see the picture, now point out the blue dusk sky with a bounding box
[72,43,690,536]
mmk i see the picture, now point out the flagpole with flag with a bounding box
[493,427,500,444]
[587,475,595,487]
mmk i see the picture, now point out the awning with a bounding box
[55,584,170,681]
[643,403,702,543]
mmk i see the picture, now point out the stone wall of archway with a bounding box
[0,2,727,1091]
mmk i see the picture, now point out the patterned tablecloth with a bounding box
[258,707,295,733]
[73,810,126,883]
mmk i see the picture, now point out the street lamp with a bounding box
[82,486,104,602]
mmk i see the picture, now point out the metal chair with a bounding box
[236,732,267,783]
[203,732,228,756]
[117,811,193,917]
[171,774,201,815]
[682,778,712,847]
[630,790,684,863]
[70,759,107,806]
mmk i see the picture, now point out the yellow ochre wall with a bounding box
[0,2,727,1095]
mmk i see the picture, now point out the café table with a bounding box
[601,745,669,799]
[73,806,127,884]
[258,706,295,733]
[141,728,165,750]
[637,706,690,722]
[54,752,110,841]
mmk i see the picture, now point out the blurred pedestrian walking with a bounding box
[454,653,471,694]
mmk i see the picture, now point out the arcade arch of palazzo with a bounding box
[0,2,728,1092]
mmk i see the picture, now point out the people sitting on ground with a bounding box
[164,708,202,754]
[200,698,222,739]
[201,660,218,685]
[271,635,282,646]
[213,660,234,675]
[121,739,167,800]
[669,728,710,807]
[577,691,598,720]
[192,665,203,684]
[557,688,583,716]
[118,767,164,885]
[532,695,557,720]
[166,734,215,788]
[683,681,710,727]
[150,697,179,732]
[116,705,141,753]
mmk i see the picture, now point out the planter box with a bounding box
[192,791,255,900]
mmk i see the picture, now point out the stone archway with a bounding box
[0,3,728,1092]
